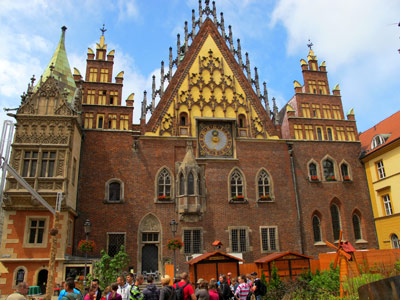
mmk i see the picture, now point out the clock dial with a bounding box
[198,122,233,157]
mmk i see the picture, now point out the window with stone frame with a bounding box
[352,214,362,240]
[120,115,129,130]
[330,204,341,241]
[230,170,244,201]
[28,219,45,244]
[183,229,202,254]
[260,226,278,252]
[257,170,271,201]
[188,172,195,195]
[15,269,25,286]
[109,182,121,202]
[309,163,318,179]
[22,151,38,177]
[391,234,400,249]
[179,173,185,195]
[107,233,125,257]
[40,151,56,177]
[323,159,335,180]
[341,163,350,180]
[157,168,171,200]
[230,228,248,253]
[327,127,334,141]
[312,215,322,242]
[316,127,323,140]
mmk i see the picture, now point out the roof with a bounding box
[254,251,313,264]
[359,111,400,156]
[34,26,77,103]
[186,251,243,265]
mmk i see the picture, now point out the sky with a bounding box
[0,0,399,133]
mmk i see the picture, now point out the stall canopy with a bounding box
[254,251,313,281]
[186,251,243,283]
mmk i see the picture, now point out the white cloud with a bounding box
[117,0,139,21]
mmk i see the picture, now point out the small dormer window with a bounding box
[371,135,386,149]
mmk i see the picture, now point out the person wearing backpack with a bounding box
[174,272,196,300]
[249,273,266,300]
[61,279,83,300]
[160,275,176,300]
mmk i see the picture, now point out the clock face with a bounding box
[198,122,233,157]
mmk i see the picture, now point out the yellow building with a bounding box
[360,111,400,249]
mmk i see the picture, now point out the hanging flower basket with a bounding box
[167,238,183,250]
[78,240,95,253]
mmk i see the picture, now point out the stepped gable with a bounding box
[146,16,278,138]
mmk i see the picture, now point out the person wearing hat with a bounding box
[195,279,208,300]
[250,273,262,300]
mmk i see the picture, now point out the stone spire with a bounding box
[34,26,77,102]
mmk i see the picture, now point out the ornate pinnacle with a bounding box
[245,52,251,81]
[141,91,147,120]
[263,82,270,114]
[184,21,189,53]
[169,47,173,82]
[177,34,181,67]
[192,10,196,38]
[228,25,234,55]
[212,1,217,24]
[199,0,203,25]
[152,75,156,112]
[254,67,260,98]
[220,13,226,39]
[237,39,243,66]
[160,61,165,97]
[30,75,36,86]
[272,97,279,124]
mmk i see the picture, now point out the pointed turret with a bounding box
[35,26,77,102]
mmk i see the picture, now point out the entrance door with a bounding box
[142,244,158,273]
[37,269,48,294]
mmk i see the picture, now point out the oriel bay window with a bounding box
[22,151,38,177]
[40,151,56,177]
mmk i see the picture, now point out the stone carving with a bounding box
[140,214,161,231]
[160,113,175,136]
[12,150,22,171]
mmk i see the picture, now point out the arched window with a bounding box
[179,173,185,196]
[312,215,322,242]
[352,214,362,240]
[323,159,335,180]
[188,172,194,195]
[109,182,120,201]
[180,112,188,126]
[391,234,400,249]
[257,170,271,200]
[330,204,341,240]
[238,114,246,128]
[309,163,318,178]
[230,170,244,200]
[15,269,25,285]
[327,128,333,141]
[157,168,171,198]
[341,163,350,180]
[317,128,323,140]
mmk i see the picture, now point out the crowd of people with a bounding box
[6,272,265,300]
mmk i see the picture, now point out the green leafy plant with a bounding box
[167,238,183,250]
[88,246,129,290]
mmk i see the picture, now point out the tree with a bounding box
[88,246,129,290]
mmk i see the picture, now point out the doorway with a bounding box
[142,244,158,273]
[37,269,48,294]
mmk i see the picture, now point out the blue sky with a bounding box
[0,0,399,132]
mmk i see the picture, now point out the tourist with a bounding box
[84,286,97,300]
[174,272,196,300]
[142,276,159,300]
[234,275,249,300]
[117,276,130,300]
[58,278,81,300]
[195,280,209,300]
[92,279,102,300]
[126,273,135,289]
[5,282,29,300]
[107,283,122,300]
[159,275,176,300]
[218,275,232,300]
[130,275,144,300]
[101,286,111,300]
[61,279,83,300]
[208,282,219,300]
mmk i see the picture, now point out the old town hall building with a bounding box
[0,1,376,294]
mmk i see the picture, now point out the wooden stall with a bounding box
[254,251,313,281]
[186,251,243,284]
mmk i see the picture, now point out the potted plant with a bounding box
[157,194,171,201]
[343,176,351,181]
[167,238,183,250]
[232,195,245,201]
[78,240,95,253]
[310,175,319,181]
[326,176,336,181]
[260,195,272,201]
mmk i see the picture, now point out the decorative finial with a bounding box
[199,0,203,25]
[61,26,67,32]
[263,82,270,114]
[160,61,165,97]
[228,25,234,54]
[220,12,226,39]
[272,97,279,124]
[152,75,156,113]
[254,67,260,98]
[100,24,107,36]
[307,39,313,50]
[245,52,251,80]
[30,75,36,86]
[169,47,173,82]
[177,34,181,67]
[184,21,189,53]
[237,39,243,67]
[212,1,217,24]
[192,10,196,37]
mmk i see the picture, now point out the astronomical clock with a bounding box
[198,121,234,158]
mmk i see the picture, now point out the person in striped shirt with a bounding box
[234,275,250,300]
